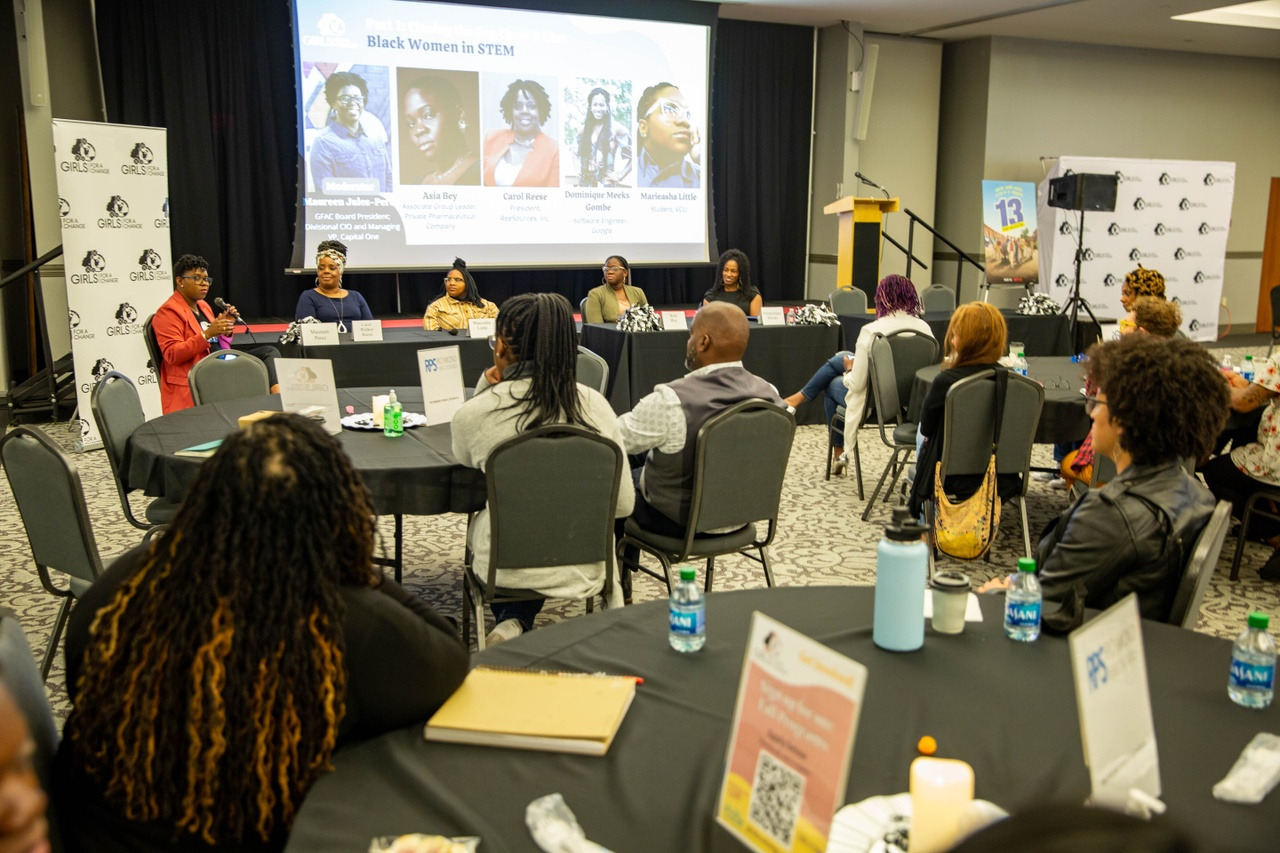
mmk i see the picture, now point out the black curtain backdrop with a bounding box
[97,3,813,320]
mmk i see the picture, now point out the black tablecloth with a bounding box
[914,357,1090,445]
[580,323,842,426]
[285,587,1277,853]
[839,311,1094,359]
[288,328,495,388]
[124,388,485,516]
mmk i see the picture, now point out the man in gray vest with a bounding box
[617,301,785,599]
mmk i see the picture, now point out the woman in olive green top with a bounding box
[584,255,648,323]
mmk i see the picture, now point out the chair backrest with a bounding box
[576,346,610,395]
[484,425,623,589]
[579,296,589,318]
[921,284,956,314]
[867,331,939,430]
[0,610,59,792]
[188,350,270,406]
[0,427,105,589]
[142,313,163,376]
[1090,452,1117,488]
[1168,500,1231,629]
[829,288,867,316]
[939,370,1044,495]
[885,330,940,411]
[687,400,796,535]
[91,371,145,484]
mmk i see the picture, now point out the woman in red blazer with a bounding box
[152,254,237,413]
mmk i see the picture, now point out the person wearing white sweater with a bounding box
[452,292,634,646]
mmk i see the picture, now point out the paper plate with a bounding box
[341,412,428,431]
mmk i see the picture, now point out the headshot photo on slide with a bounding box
[398,69,481,186]
[481,75,560,188]
[637,81,701,189]
[565,80,633,188]
[303,63,394,195]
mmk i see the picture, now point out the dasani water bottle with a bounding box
[1228,612,1276,709]
[669,566,705,652]
[1004,557,1041,642]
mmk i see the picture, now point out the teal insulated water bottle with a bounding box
[874,508,929,652]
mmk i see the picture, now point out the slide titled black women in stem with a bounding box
[294,0,712,270]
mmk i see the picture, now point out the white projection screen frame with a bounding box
[292,0,712,270]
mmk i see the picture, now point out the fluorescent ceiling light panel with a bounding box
[1173,0,1280,30]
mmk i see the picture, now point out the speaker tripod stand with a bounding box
[1061,207,1102,350]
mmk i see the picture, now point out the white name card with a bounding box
[275,357,341,434]
[759,306,786,326]
[300,323,340,346]
[661,310,688,331]
[417,346,466,425]
[351,320,383,341]
[468,317,496,339]
[1069,594,1161,808]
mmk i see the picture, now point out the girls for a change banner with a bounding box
[52,119,173,449]
[982,180,1039,286]
[1037,156,1235,342]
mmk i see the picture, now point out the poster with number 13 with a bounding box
[981,180,1039,286]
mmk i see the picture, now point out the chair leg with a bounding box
[825,424,834,481]
[461,576,474,649]
[704,557,715,592]
[1231,495,1263,582]
[760,547,775,587]
[851,434,865,500]
[41,597,72,682]
[862,447,910,522]
[471,587,488,652]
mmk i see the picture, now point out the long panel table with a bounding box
[294,329,495,388]
[839,310,1098,359]
[286,587,1277,852]
[581,323,842,426]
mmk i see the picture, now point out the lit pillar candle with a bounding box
[909,757,974,853]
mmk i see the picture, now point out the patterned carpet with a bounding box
[4,339,1280,725]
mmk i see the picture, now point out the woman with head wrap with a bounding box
[294,240,374,331]
[423,258,499,331]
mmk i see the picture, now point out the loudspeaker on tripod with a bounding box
[1048,173,1118,212]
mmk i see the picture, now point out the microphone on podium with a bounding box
[854,171,891,199]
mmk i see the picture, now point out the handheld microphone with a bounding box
[213,298,251,334]
[854,171,891,199]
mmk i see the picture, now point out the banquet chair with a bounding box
[91,371,180,530]
[829,288,867,316]
[579,296,589,318]
[825,403,864,498]
[0,427,111,680]
[187,349,269,406]
[463,425,623,650]
[1227,483,1280,581]
[618,400,795,593]
[921,284,956,314]
[576,346,610,395]
[927,369,1043,556]
[1168,501,1231,629]
[142,313,163,375]
[861,331,940,521]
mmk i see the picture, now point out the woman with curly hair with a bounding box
[1120,265,1166,311]
[701,249,761,316]
[983,335,1226,619]
[423,257,498,330]
[54,415,468,852]
[784,275,932,472]
[483,79,559,187]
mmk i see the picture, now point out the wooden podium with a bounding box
[824,196,899,302]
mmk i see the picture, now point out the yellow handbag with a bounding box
[932,369,1007,560]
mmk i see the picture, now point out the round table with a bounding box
[914,357,1090,445]
[284,587,1276,853]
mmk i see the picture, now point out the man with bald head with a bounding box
[617,303,784,597]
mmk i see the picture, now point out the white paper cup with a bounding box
[931,572,970,635]
[372,395,389,428]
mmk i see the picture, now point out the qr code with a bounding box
[748,749,805,847]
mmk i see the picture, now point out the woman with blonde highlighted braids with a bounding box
[53,415,468,852]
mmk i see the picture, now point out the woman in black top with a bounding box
[54,415,468,853]
[701,249,761,316]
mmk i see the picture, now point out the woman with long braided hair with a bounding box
[54,415,468,852]
[453,292,634,646]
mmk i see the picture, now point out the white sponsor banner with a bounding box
[53,119,173,449]
[1037,156,1234,342]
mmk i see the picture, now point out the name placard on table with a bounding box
[1069,594,1161,808]
[661,310,688,331]
[275,357,341,434]
[417,345,465,425]
[299,322,340,346]
[468,318,496,339]
[351,320,383,342]
[758,306,786,326]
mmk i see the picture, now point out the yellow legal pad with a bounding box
[424,667,637,756]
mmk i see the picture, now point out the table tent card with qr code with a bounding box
[417,345,465,425]
[717,612,867,853]
[275,357,342,434]
[1068,593,1161,809]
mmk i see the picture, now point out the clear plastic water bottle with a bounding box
[1220,354,1234,375]
[1242,355,1256,383]
[669,566,705,652]
[1004,557,1041,642]
[383,389,404,438]
[1013,351,1029,377]
[1228,611,1276,709]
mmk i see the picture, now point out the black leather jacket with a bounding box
[1036,460,1214,621]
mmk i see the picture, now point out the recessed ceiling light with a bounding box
[1173,0,1280,30]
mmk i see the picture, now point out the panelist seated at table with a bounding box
[452,293,634,647]
[701,248,761,317]
[423,257,498,331]
[154,253,281,414]
[617,302,784,595]
[980,336,1225,621]
[53,415,469,853]
[784,275,932,473]
[584,254,648,323]
[294,239,373,330]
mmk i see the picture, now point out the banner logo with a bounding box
[82,250,106,271]
[1194,271,1221,283]
[91,358,113,381]
[1188,318,1202,332]
[106,195,129,217]
[305,13,353,47]
[71,249,118,284]
[59,197,70,217]
[72,138,96,162]
[1153,223,1166,236]
[70,307,94,340]
[99,195,142,229]
[123,142,165,176]
[108,302,143,336]
[131,248,167,281]
[61,138,109,174]
[1102,274,1118,288]
[1199,222,1227,235]
[69,310,80,328]
[130,142,153,164]
[1133,198,1145,210]
[1055,274,1069,287]
[76,418,92,439]
[1114,170,1140,183]
[1059,221,1073,235]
